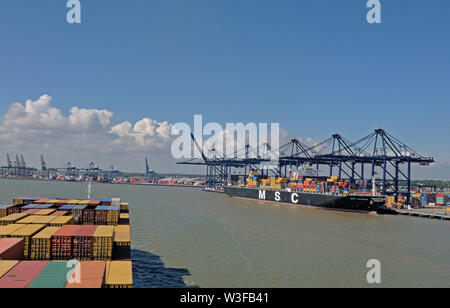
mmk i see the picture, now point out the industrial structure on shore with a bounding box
[178,129,436,206]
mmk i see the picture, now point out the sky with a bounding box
[0,0,448,178]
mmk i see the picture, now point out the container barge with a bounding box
[0,197,133,288]
[225,171,391,214]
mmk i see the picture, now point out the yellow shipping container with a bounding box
[31,216,57,225]
[0,224,27,238]
[104,261,133,288]
[30,226,60,260]
[0,261,19,279]
[0,213,28,225]
[17,215,44,224]
[119,213,129,219]
[33,209,56,216]
[93,226,114,260]
[48,216,75,227]
[120,202,129,211]
[9,224,46,259]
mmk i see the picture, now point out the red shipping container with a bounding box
[82,209,96,224]
[21,209,40,215]
[51,225,79,260]
[72,226,97,260]
[0,261,48,288]
[0,238,25,260]
[7,207,21,215]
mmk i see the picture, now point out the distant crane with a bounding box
[144,157,157,179]
[40,155,47,171]
[6,154,12,168]
[15,154,20,168]
[20,155,26,168]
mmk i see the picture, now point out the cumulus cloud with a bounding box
[0,95,174,169]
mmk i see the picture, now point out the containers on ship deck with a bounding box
[82,207,96,225]
[104,261,133,288]
[17,215,42,224]
[28,261,77,288]
[65,261,106,288]
[9,224,46,259]
[0,261,19,279]
[30,227,60,260]
[51,225,79,260]
[71,205,87,223]
[93,226,114,260]
[72,226,97,260]
[0,238,25,260]
[0,261,48,288]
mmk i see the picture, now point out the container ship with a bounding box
[224,169,389,214]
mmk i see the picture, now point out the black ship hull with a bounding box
[224,186,387,214]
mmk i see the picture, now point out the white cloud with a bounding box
[0,94,174,170]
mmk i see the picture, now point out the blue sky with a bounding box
[0,1,448,177]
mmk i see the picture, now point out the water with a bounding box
[0,179,449,288]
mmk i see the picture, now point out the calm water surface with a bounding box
[0,179,448,287]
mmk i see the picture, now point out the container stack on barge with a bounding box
[0,197,133,288]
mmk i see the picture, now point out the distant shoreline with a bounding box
[0,177,205,189]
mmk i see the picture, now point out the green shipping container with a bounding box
[28,261,78,288]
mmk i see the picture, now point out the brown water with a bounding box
[0,179,448,287]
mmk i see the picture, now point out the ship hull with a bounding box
[224,187,386,214]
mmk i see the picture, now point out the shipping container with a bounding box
[72,226,97,260]
[30,227,60,260]
[28,261,78,288]
[0,224,27,239]
[0,261,19,279]
[0,238,25,260]
[21,209,40,215]
[33,209,56,216]
[9,224,46,259]
[104,261,133,288]
[65,261,106,288]
[51,225,79,260]
[114,226,131,247]
[0,205,14,218]
[16,215,44,224]
[48,216,75,227]
[0,261,48,288]
[93,226,114,260]
[50,210,68,217]
[31,216,57,225]
[0,213,28,225]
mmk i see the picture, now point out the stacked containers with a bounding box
[436,194,445,206]
[33,209,56,216]
[6,206,22,215]
[58,205,74,212]
[93,226,114,260]
[72,226,97,260]
[28,261,77,288]
[82,207,96,225]
[9,224,45,259]
[65,261,106,288]
[51,225,79,260]
[21,209,40,215]
[0,238,25,260]
[17,215,42,224]
[30,216,57,226]
[104,261,133,288]
[30,227,60,260]
[0,261,48,288]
